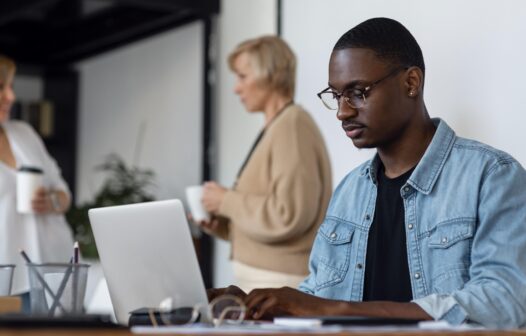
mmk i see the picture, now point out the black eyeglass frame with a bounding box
[317,67,408,110]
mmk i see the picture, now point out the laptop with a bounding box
[89,199,209,325]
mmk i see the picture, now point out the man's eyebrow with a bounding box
[328,79,368,91]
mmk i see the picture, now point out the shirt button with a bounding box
[330,232,337,239]
[356,263,363,269]
[403,186,410,193]
[442,237,448,244]
[414,272,421,279]
[408,224,414,230]
[365,214,371,221]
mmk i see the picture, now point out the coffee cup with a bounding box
[17,166,44,214]
[185,185,210,222]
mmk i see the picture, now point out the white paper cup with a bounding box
[16,166,44,214]
[185,185,210,222]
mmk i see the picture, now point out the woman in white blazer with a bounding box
[0,55,74,308]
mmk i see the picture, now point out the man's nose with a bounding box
[336,102,358,121]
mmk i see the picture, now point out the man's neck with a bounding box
[378,118,436,179]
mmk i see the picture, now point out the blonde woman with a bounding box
[199,36,332,292]
[0,55,74,308]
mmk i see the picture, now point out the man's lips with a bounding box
[342,121,365,138]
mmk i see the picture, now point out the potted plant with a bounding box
[66,153,156,259]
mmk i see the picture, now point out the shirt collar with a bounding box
[408,118,456,194]
[360,118,456,194]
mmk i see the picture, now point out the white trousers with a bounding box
[232,260,306,294]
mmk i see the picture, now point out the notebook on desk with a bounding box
[274,315,422,327]
[89,199,209,325]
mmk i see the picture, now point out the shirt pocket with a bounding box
[314,218,355,290]
[428,218,474,249]
[427,218,475,293]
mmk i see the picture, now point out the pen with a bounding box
[73,241,79,264]
[72,241,80,314]
[19,249,66,312]
[49,257,74,315]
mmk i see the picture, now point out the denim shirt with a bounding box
[299,119,526,328]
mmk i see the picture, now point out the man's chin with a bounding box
[350,138,375,149]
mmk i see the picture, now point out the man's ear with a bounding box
[404,66,424,97]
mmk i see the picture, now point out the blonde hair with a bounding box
[228,36,296,99]
[0,54,16,82]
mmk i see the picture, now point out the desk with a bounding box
[1,329,526,336]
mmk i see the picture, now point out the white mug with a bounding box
[16,166,44,214]
[185,185,210,222]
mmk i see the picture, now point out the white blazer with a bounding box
[0,120,74,294]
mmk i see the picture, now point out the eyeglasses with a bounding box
[317,67,407,111]
[147,294,246,328]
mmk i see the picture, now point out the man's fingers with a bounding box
[244,290,267,313]
[207,285,246,302]
[224,285,246,298]
[207,287,225,301]
[253,296,278,320]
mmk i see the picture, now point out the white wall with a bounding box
[282,0,526,185]
[76,22,203,204]
[212,0,277,287]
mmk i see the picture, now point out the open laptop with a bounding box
[88,199,209,325]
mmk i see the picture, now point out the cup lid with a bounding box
[18,166,43,174]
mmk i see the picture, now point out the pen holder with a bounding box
[27,263,90,317]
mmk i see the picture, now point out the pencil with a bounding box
[73,241,79,264]
[72,242,80,314]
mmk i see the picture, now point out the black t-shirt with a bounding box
[362,163,414,302]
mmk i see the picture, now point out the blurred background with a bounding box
[2,0,525,314]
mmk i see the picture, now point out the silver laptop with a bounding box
[89,199,209,325]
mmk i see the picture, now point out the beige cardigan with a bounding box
[213,104,332,276]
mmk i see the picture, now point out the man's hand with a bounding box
[202,181,227,214]
[207,285,247,302]
[244,287,333,320]
[243,287,433,321]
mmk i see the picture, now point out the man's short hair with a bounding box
[334,18,425,77]
[228,35,296,99]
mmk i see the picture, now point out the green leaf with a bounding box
[66,153,156,259]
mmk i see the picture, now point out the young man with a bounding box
[209,18,526,328]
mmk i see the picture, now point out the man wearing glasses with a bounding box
[210,17,526,328]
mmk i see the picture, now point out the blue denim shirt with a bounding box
[299,119,526,328]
